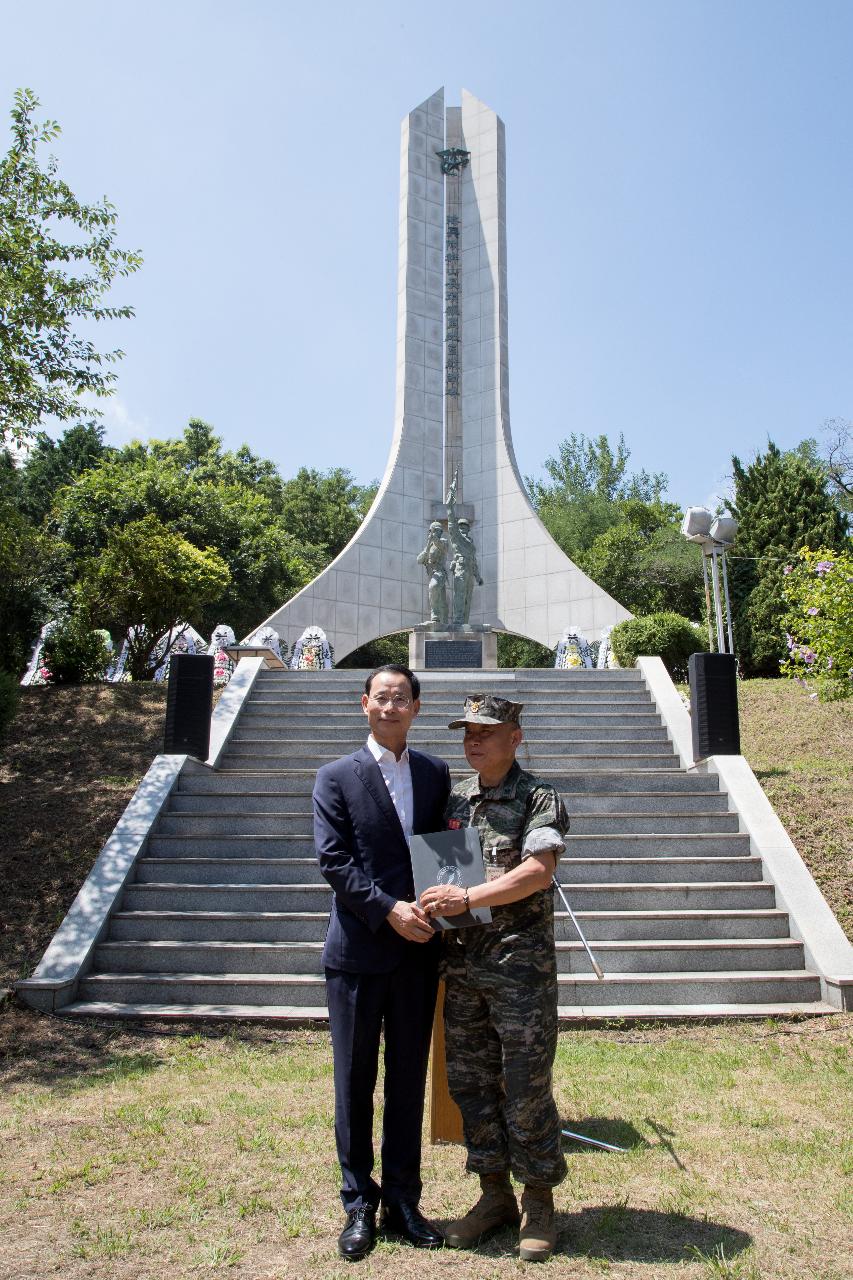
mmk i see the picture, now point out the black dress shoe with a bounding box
[380,1201,444,1248]
[338,1205,376,1261]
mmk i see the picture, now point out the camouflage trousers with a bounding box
[442,932,567,1188]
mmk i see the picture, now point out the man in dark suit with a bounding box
[313,663,451,1261]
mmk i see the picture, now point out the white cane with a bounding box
[551,880,624,1151]
[552,876,604,980]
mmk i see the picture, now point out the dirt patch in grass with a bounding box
[0,1008,850,1280]
[736,679,852,938]
[0,685,168,989]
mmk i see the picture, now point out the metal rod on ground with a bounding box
[720,547,735,656]
[561,1128,628,1154]
[552,877,604,979]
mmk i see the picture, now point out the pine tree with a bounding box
[730,442,849,675]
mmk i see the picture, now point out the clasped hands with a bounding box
[386,884,468,942]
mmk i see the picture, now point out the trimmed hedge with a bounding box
[611,612,708,681]
[42,616,113,685]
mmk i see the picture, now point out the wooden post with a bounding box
[429,980,464,1144]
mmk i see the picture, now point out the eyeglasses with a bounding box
[369,694,412,709]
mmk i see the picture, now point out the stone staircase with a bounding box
[61,666,832,1020]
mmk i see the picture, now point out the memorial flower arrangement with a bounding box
[554,628,593,670]
[781,546,853,701]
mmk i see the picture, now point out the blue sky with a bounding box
[2,0,851,510]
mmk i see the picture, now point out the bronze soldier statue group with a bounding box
[313,665,570,1263]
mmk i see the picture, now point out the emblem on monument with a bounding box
[436,147,470,175]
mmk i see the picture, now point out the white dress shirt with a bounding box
[366,734,414,843]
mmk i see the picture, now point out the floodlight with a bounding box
[681,507,714,542]
[710,515,738,546]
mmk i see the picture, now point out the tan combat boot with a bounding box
[519,1185,556,1262]
[444,1171,520,1248]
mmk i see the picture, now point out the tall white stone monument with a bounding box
[255,89,630,662]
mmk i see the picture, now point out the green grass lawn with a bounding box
[0,1010,850,1279]
[0,676,850,1277]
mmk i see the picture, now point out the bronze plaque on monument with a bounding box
[424,639,482,669]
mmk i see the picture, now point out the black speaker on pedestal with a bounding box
[688,652,740,760]
[164,653,214,759]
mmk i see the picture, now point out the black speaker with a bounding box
[689,652,740,760]
[164,653,214,759]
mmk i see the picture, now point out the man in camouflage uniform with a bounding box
[419,695,569,1262]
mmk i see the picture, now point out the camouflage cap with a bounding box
[448,693,524,729]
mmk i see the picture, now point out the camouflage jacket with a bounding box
[444,761,570,951]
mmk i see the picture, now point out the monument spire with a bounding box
[252,90,630,660]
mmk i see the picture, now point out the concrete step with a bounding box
[554,882,777,910]
[238,718,671,743]
[158,812,316,835]
[242,691,653,711]
[109,907,792,944]
[253,668,645,685]
[217,754,680,773]
[563,834,751,857]
[92,937,806,976]
[136,857,322,884]
[59,998,837,1022]
[75,968,823,1007]
[148,835,317,856]
[165,790,730,816]
[223,748,680,772]
[176,770,712,796]
[561,857,762,883]
[155,810,740,838]
[557,909,791,941]
[568,813,740,835]
[145,830,754,861]
[95,940,326,975]
[243,707,664,724]
[123,883,334,912]
[121,880,776,913]
[227,737,677,761]
[553,971,823,1006]
[111,910,331,942]
[146,833,750,860]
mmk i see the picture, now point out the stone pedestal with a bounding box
[409,624,497,670]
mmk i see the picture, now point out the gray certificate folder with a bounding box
[409,828,492,930]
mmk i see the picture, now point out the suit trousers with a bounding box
[326,949,439,1212]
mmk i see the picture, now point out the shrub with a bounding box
[0,669,20,734]
[610,611,708,680]
[42,615,113,684]
[781,546,853,701]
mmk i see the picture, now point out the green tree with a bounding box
[279,466,377,562]
[0,89,142,443]
[729,442,849,675]
[583,500,703,618]
[17,422,108,523]
[497,634,555,668]
[76,515,231,680]
[528,433,668,563]
[53,421,315,639]
[0,498,54,673]
[781,546,853,700]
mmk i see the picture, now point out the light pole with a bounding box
[680,508,739,655]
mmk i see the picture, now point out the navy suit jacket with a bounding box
[313,745,451,973]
